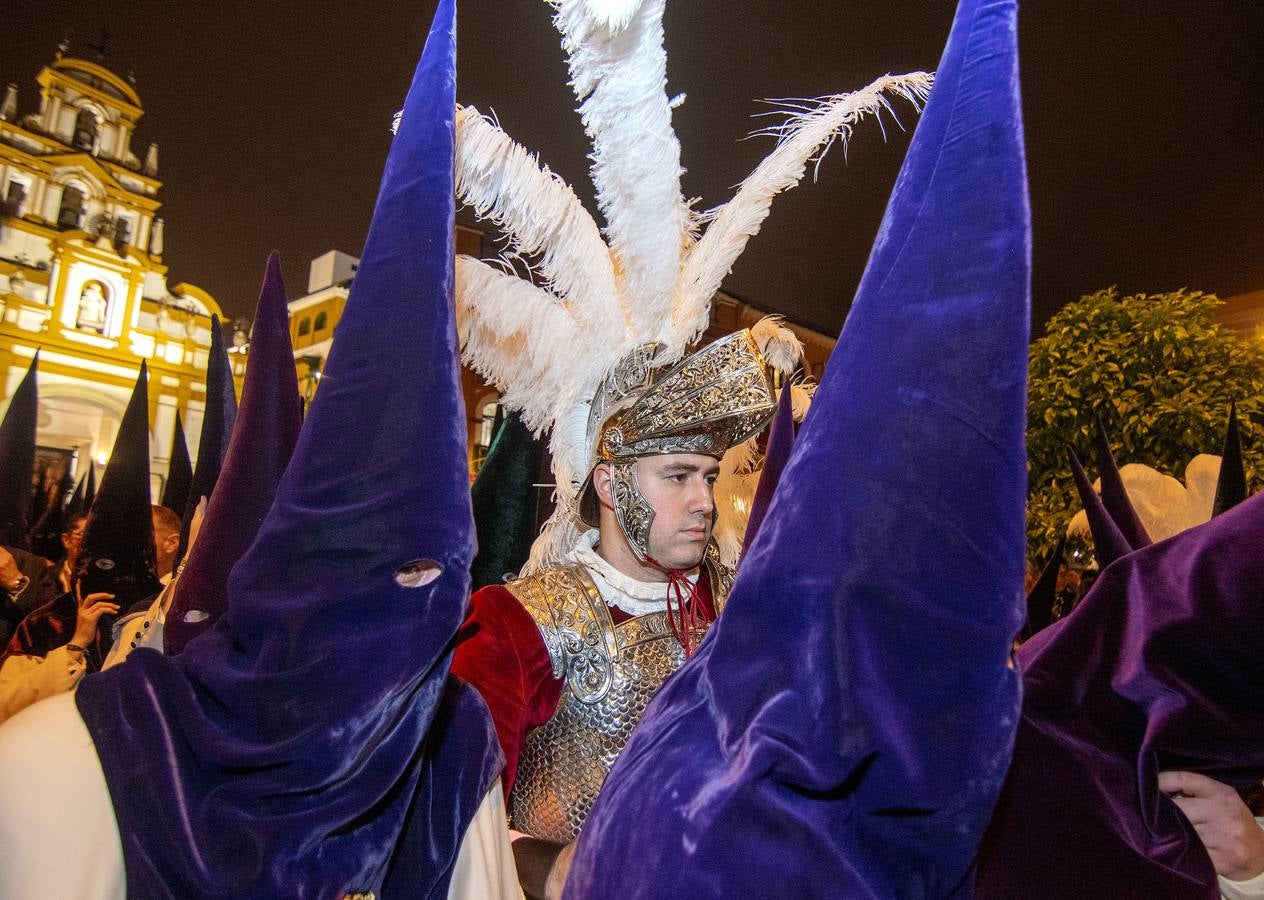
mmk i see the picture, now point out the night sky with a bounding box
[7,1,1264,336]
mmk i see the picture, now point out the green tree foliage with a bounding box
[1027,288,1264,558]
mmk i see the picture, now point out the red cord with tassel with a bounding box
[646,556,706,656]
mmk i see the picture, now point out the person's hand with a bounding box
[1160,770,1264,881]
[70,582,119,648]
[544,840,576,900]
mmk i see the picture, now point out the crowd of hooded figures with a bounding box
[0,1,1261,898]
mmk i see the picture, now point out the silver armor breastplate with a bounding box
[508,557,730,843]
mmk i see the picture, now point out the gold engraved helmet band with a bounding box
[578,329,777,559]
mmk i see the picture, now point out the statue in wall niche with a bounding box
[76,281,108,332]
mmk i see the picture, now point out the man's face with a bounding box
[152,511,181,576]
[635,453,720,570]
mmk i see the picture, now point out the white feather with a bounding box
[749,315,804,375]
[456,255,593,433]
[669,72,933,348]
[711,436,762,569]
[552,0,692,331]
[790,381,815,422]
[523,399,597,575]
[456,106,626,343]
[456,5,931,572]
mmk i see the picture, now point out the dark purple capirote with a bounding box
[163,251,302,654]
[1094,416,1152,551]
[176,312,237,563]
[977,488,1264,898]
[77,2,500,896]
[565,0,1030,896]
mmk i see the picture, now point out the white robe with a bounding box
[0,691,522,899]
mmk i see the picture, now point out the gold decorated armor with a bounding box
[506,550,732,843]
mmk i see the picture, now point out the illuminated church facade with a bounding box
[0,46,223,499]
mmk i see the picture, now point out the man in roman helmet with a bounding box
[451,328,777,896]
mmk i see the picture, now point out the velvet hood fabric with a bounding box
[470,409,546,590]
[1094,417,1151,550]
[976,489,1264,898]
[160,411,193,517]
[177,313,237,563]
[163,252,302,654]
[0,353,38,549]
[77,3,500,895]
[1212,403,1247,516]
[564,1,1030,896]
[1069,446,1132,567]
[1022,536,1066,641]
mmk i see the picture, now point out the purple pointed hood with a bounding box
[1212,402,1247,516]
[77,3,499,896]
[1022,536,1066,641]
[178,314,237,560]
[741,380,795,552]
[566,0,1030,895]
[1094,417,1151,549]
[0,354,38,549]
[163,252,302,654]
[1069,446,1133,567]
[977,487,1264,897]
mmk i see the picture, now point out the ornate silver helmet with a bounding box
[577,329,777,562]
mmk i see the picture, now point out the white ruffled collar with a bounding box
[571,531,698,617]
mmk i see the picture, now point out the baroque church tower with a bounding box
[0,40,226,498]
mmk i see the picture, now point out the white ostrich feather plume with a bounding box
[669,73,933,349]
[1067,455,1223,545]
[456,106,625,344]
[749,316,804,377]
[450,0,931,572]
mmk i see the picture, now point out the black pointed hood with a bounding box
[1212,402,1247,516]
[179,314,237,560]
[741,380,796,553]
[161,411,193,515]
[0,354,38,548]
[75,363,160,661]
[1023,536,1067,641]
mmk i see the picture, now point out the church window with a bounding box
[57,185,85,229]
[298,317,311,337]
[313,311,328,332]
[113,216,132,250]
[479,400,500,449]
[3,180,26,217]
[72,108,99,152]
